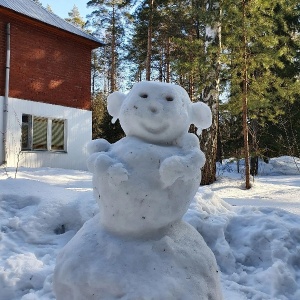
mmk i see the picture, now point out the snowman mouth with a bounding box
[141,123,169,134]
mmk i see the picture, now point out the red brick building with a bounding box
[0,0,103,170]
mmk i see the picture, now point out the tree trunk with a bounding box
[250,156,258,176]
[188,75,194,100]
[200,117,218,185]
[242,0,251,189]
[216,110,223,163]
[110,4,116,92]
[166,37,171,83]
[146,0,154,81]
[200,4,222,185]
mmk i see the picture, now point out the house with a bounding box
[0,0,103,170]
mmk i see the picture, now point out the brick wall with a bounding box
[0,10,96,110]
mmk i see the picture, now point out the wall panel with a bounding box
[6,97,92,170]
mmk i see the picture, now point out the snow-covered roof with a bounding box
[0,0,103,46]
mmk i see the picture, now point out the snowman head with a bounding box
[107,81,212,144]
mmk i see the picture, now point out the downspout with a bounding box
[2,23,10,164]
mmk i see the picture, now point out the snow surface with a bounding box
[1,156,300,299]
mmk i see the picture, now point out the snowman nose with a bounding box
[148,102,162,114]
[150,106,158,113]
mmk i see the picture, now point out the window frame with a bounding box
[21,114,67,153]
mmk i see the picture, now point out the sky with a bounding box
[40,0,92,20]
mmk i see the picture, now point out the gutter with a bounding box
[2,23,10,165]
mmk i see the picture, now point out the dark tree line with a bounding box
[66,0,300,188]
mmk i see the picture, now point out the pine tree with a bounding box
[87,0,128,92]
[65,5,86,29]
[124,0,162,81]
[46,4,53,13]
[221,0,300,188]
[199,1,223,185]
[91,49,107,95]
[127,1,222,184]
[127,0,189,82]
[165,0,222,185]
[92,93,124,142]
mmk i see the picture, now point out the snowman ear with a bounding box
[190,102,212,131]
[107,91,126,123]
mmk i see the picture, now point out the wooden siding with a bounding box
[6,97,92,170]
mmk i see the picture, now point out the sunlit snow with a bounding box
[1,157,300,299]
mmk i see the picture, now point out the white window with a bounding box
[21,114,66,152]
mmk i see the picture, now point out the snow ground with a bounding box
[213,156,300,215]
[0,156,300,300]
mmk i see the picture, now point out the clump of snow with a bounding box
[0,169,97,300]
[184,187,236,273]
[218,156,300,177]
[87,136,206,236]
[54,81,223,299]
[261,156,300,175]
[187,185,300,300]
[222,206,300,299]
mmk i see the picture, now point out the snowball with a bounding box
[54,216,223,300]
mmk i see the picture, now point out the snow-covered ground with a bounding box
[0,156,300,300]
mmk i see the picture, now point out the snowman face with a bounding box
[118,82,191,144]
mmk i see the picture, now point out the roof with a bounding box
[0,0,103,46]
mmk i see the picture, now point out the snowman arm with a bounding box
[159,148,205,188]
[88,152,129,185]
[175,133,200,150]
[87,139,111,155]
[86,139,111,173]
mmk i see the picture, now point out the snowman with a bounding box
[86,81,212,236]
[54,81,223,300]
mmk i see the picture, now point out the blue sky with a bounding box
[40,1,92,20]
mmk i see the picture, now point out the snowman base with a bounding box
[54,214,223,300]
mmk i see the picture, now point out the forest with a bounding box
[40,0,300,188]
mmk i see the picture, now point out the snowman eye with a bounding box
[140,93,148,99]
[166,96,174,102]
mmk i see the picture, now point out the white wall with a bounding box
[6,97,92,170]
[0,96,4,165]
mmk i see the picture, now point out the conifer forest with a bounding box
[66,0,299,188]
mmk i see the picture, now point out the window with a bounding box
[22,114,31,150]
[51,119,65,151]
[21,114,66,152]
[32,116,48,150]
